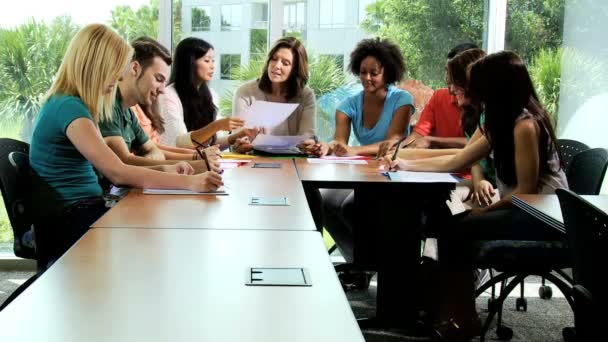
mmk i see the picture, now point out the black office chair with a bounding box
[0,138,40,311]
[558,139,590,171]
[528,139,592,299]
[557,188,607,341]
[474,148,608,341]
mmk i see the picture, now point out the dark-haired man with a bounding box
[99,37,219,174]
[405,43,479,149]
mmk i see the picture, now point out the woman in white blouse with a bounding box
[232,36,316,153]
[159,37,253,149]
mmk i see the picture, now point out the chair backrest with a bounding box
[556,188,607,320]
[566,148,608,195]
[0,138,36,259]
[558,139,590,171]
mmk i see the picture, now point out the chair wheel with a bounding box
[539,285,553,299]
[562,327,576,342]
[515,297,527,311]
[496,326,513,340]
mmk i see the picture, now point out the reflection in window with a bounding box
[221,54,241,80]
[320,0,345,29]
[284,1,305,31]
[251,2,269,29]
[359,0,376,24]
[221,4,242,31]
[191,6,211,32]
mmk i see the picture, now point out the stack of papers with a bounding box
[143,186,228,195]
[252,134,308,148]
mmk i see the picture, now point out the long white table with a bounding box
[0,228,364,342]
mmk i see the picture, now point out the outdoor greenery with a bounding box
[0,0,575,247]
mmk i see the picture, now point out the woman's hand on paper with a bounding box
[332,142,355,156]
[189,171,224,192]
[298,139,330,157]
[376,140,398,159]
[217,117,245,131]
[233,137,254,154]
[380,156,410,171]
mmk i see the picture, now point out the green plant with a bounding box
[0,16,80,140]
[529,47,562,126]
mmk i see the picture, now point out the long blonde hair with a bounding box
[45,24,132,122]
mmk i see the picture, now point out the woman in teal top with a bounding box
[29,24,223,267]
[301,38,414,264]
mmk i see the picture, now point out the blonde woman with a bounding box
[29,24,223,265]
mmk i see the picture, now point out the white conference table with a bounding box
[0,228,364,342]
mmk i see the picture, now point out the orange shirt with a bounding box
[132,104,160,144]
[413,88,464,138]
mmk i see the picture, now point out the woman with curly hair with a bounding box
[305,37,415,264]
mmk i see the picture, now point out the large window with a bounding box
[220,54,242,80]
[0,0,159,257]
[191,6,211,32]
[319,0,345,29]
[221,4,243,31]
[284,1,305,31]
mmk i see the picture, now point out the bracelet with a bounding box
[192,152,197,160]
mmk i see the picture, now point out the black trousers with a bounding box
[36,197,109,269]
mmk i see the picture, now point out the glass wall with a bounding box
[2,0,608,257]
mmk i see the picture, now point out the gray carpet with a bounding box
[348,275,573,342]
[0,271,572,341]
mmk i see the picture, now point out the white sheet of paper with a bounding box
[307,159,368,165]
[252,134,308,147]
[320,156,369,160]
[388,171,459,183]
[143,186,228,195]
[239,100,299,128]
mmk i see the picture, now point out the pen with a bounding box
[191,137,213,172]
[391,137,417,161]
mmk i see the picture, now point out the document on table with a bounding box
[307,158,368,165]
[252,134,308,147]
[387,171,460,183]
[143,186,228,195]
[238,100,299,128]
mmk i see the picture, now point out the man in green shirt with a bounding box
[99,37,219,173]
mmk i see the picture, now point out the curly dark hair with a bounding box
[348,38,406,85]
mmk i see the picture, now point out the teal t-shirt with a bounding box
[99,93,149,151]
[337,86,415,145]
[465,113,496,186]
[30,95,103,212]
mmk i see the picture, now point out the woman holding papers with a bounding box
[231,37,316,153]
[383,51,567,339]
[307,38,414,266]
[29,25,223,267]
[159,37,256,149]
